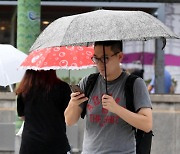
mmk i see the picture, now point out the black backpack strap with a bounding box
[125,74,153,154]
[124,74,138,131]
[81,73,99,119]
[124,74,139,113]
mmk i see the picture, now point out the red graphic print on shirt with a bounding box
[87,104,94,112]
[102,108,108,114]
[92,96,101,106]
[87,94,121,127]
[90,114,101,123]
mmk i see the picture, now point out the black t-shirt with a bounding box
[17,81,71,154]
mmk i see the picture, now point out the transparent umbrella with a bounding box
[0,44,27,91]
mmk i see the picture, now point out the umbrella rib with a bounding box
[60,15,82,46]
[144,12,175,38]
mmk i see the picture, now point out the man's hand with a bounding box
[69,92,88,106]
[102,94,118,113]
[65,92,88,126]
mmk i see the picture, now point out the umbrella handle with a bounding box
[103,46,108,94]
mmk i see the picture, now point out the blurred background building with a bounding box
[1,0,180,93]
[1,1,180,154]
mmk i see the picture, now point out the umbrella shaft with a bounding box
[103,46,108,94]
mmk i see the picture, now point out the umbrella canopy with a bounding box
[20,46,95,70]
[30,9,179,51]
[0,44,27,87]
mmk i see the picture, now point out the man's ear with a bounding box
[118,52,124,61]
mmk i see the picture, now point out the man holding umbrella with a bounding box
[65,40,152,154]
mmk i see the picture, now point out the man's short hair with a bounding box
[94,40,123,53]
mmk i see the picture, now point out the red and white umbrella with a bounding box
[20,46,95,70]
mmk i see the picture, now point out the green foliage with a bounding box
[145,79,151,86]
[15,113,23,134]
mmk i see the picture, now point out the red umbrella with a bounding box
[20,46,95,70]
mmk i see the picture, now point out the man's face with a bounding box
[93,45,123,78]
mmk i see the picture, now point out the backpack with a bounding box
[81,73,153,154]
[125,74,153,154]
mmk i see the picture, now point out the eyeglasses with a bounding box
[91,52,119,64]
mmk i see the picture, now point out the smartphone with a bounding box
[70,85,84,94]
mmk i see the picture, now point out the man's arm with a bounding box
[147,84,153,93]
[102,94,152,132]
[115,106,152,132]
[102,78,152,132]
[64,92,88,126]
[148,76,155,93]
